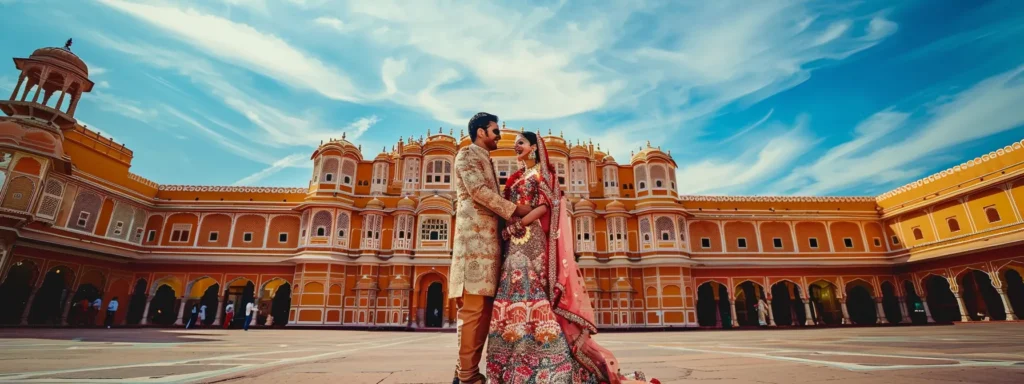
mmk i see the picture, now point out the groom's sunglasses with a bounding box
[491,128,501,139]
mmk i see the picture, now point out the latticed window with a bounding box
[403,158,420,190]
[677,217,686,242]
[424,158,452,185]
[336,212,350,246]
[555,161,567,186]
[36,179,65,220]
[393,215,415,249]
[320,158,338,184]
[655,216,675,242]
[299,210,310,241]
[420,218,449,241]
[494,158,518,186]
[362,214,382,249]
[312,211,333,238]
[570,160,587,192]
[607,217,627,252]
[635,165,648,190]
[371,163,389,194]
[650,165,667,189]
[639,217,652,246]
[341,159,357,186]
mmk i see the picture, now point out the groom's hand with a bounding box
[514,204,531,217]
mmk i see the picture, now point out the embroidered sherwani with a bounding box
[450,144,516,299]
[451,143,516,383]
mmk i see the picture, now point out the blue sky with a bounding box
[1,0,1022,196]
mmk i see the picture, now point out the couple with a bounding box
[450,113,652,384]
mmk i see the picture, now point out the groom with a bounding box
[450,112,531,384]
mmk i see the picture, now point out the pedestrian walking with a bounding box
[105,297,119,328]
[244,301,256,331]
[223,301,234,329]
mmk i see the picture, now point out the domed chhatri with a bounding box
[397,195,416,209]
[29,46,89,78]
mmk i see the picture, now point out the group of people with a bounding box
[448,112,657,384]
[184,300,259,330]
[73,296,118,328]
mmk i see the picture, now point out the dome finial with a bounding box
[342,132,347,140]
[449,128,453,135]
[646,140,651,147]
[502,121,506,129]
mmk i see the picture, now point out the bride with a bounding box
[485,131,654,384]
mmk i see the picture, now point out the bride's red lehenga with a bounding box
[485,137,650,384]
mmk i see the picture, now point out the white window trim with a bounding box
[315,225,327,237]
[243,232,254,243]
[278,232,289,243]
[208,231,219,242]
[873,237,882,247]
[737,237,747,249]
[700,237,711,249]
[76,211,90,228]
[341,158,358,187]
[772,237,783,249]
[422,156,454,186]
[891,235,900,245]
[169,224,192,243]
[417,215,451,247]
[808,237,819,249]
[147,230,157,242]
[112,221,124,235]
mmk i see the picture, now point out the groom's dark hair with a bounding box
[468,112,498,141]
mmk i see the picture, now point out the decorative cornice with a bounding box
[876,140,1024,203]
[680,195,876,203]
[127,172,158,189]
[158,185,308,194]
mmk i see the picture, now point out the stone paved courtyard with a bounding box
[0,323,1023,383]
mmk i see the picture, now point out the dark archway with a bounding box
[271,283,291,326]
[425,282,444,328]
[734,281,765,326]
[223,280,255,328]
[126,279,148,325]
[149,285,178,325]
[904,281,927,324]
[696,282,730,327]
[0,261,37,324]
[1004,269,1024,318]
[808,281,842,325]
[880,282,903,324]
[70,283,102,326]
[770,281,805,326]
[29,267,74,325]
[924,275,960,322]
[199,284,220,326]
[961,270,1005,321]
[846,283,877,325]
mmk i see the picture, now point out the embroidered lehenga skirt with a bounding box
[485,221,598,384]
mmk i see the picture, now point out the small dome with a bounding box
[569,144,590,158]
[397,196,416,209]
[606,200,626,212]
[602,154,617,164]
[366,197,385,210]
[374,151,390,162]
[30,47,88,77]
[575,198,595,211]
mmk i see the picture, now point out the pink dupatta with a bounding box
[532,135,638,384]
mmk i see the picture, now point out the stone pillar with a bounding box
[729,300,738,327]
[61,298,75,326]
[898,298,911,324]
[20,79,35,101]
[802,299,814,326]
[875,299,888,324]
[20,286,40,325]
[140,295,154,325]
[10,74,25,100]
[175,297,187,326]
[995,288,1017,321]
[921,297,935,323]
[766,300,777,327]
[953,293,970,322]
[67,94,80,116]
[54,83,69,110]
[31,72,47,104]
[839,299,851,325]
[213,298,225,326]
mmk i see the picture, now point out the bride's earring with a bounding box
[528,151,536,161]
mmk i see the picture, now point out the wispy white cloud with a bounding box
[97,0,363,102]
[86,91,159,122]
[676,115,817,195]
[313,17,345,33]
[233,153,308,186]
[776,65,1024,195]
[163,105,271,164]
[96,80,111,89]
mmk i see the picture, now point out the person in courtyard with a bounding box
[185,303,198,329]
[485,130,655,384]
[757,297,769,327]
[244,300,256,331]
[199,303,208,327]
[91,297,102,326]
[449,112,532,384]
[77,298,89,327]
[223,301,234,329]
[105,297,118,328]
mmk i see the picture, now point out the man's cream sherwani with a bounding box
[449,144,516,298]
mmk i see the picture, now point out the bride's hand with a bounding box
[520,205,549,226]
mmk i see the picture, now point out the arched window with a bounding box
[403,158,420,190]
[425,158,453,184]
[320,158,338,184]
[341,159,356,187]
[420,218,449,241]
[947,218,960,232]
[985,206,1001,223]
[912,227,924,240]
[555,161,567,186]
[312,211,332,238]
[635,165,648,191]
[650,165,667,189]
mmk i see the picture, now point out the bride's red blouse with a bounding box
[503,164,557,233]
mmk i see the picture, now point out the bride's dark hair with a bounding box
[520,131,556,175]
